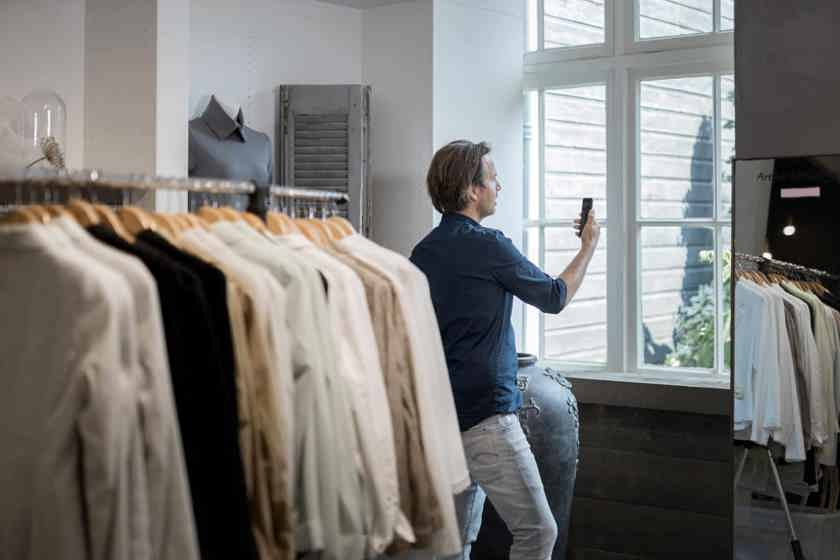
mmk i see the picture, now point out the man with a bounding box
[410,140,600,559]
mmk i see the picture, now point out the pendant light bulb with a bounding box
[783,225,796,236]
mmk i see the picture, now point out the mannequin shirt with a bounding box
[189,96,272,186]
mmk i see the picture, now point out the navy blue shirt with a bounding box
[410,213,567,431]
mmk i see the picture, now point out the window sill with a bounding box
[539,364,731,416]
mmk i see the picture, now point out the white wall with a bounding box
[363,0,435,256]
[0,0,86,169]
[190,0,365,178]
[735,1,840,159]
[433,0,524,245]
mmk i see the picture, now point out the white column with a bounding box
[85,0,189,211]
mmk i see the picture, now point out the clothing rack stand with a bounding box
[265,185,349,219]
[0,169,257,196]
[731,252,840,560]
[734,252,840,282]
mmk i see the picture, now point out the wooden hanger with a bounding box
[327,216,355,237]
[26,205,51,223]
[295,219,329,246]
[154,213,181,238]
[117,206,155,236]
[67,199,101,227]
[242,212,269,233]
[46,205,72,219]
[323,220,346,240]
[94,204,134,241]
[219,206,242,221]
[266,211,300,235]
[197,206,228,224]
[0,207,40,225]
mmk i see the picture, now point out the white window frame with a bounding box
[523,0,734,379]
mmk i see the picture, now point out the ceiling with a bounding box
[317,0,410,9]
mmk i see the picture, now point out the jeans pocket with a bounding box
[464,429,499,470]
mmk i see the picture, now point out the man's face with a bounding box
[476,156,501,219]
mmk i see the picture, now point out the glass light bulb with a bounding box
[762,252,773,260]
[783,225,796,236]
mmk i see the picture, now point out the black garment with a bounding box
[87,226,258,560]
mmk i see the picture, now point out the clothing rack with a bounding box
[1,171,351,220]
[732,252,838,560]
[734,252,839,282]
[269,186,349,202]
[0,169,257,195]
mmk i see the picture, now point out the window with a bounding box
[523,1,733,378]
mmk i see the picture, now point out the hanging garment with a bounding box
[333,232,469,557]
[272,232,411,558]
[783,300,812,447]
[0,224,148,560]
[205,221,356,559]
[734,280,778,435]
[176,227,295,560]
[783,282,840,467]
[51,217,199,560]
[759,283,805,461]
[771,283,826,447]
[328,247,441,552]
[87,225,260,560]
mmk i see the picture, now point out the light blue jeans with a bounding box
[443,413,557,560]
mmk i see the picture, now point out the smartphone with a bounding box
[577,197,593,237]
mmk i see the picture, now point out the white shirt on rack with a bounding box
[273,233,410,558]
[734,280,776,434]
[760,284,805,461]
[335,233,470,558]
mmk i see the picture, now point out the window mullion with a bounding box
[537,0,544,52]
[538,89,546,360]
[714,0,721,32]
[626,69,640,373]
[607,68,624,373]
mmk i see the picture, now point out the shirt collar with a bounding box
[201,95,249,142]
[442,212,480,227]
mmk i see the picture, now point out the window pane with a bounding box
[720,0,734,31]
[720,74,735,219]
[543,226,607,364]
[640,76,714,219]
[525,91,541,221]
[641,226,715,369]
[720,226,732,373]
[524,227,541,356]
[544,0,606,49]
[639,0,713,40]
[545,84,607,221]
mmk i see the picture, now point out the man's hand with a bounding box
[561,210,601,308]
[574,209,601,252]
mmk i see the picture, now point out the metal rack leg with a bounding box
[735,447,749,489]
[766,448,805,560]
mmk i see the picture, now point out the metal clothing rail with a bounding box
[734,252,839,281]
[0,170,256,195]
[269,185,349,203]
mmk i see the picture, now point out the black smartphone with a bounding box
[577,197,593,237]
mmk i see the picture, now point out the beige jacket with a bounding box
[330,250,441,551]
[0,224,147,560]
